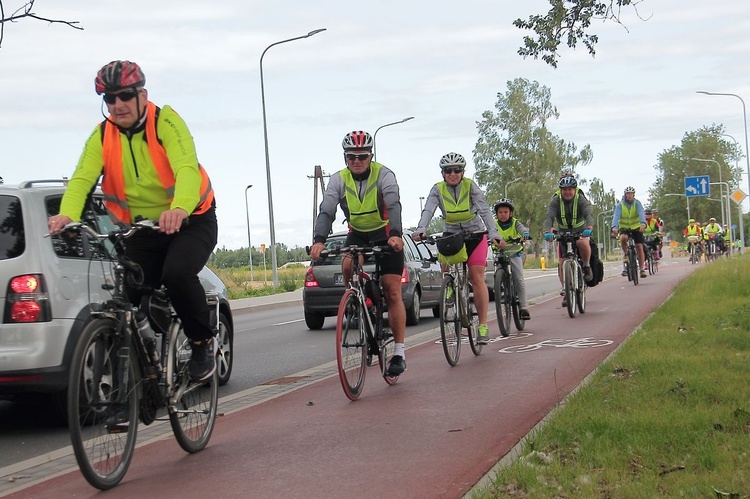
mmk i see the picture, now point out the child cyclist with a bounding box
[493,199,532,320]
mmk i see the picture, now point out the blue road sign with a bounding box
[685,175,710,197]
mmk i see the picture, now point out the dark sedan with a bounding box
[303,232,442,329]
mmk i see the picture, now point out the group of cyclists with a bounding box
[684,217,730,259]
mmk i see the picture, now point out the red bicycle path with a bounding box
[6,258,695,499]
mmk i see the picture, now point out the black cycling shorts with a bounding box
[620,228,645,245]
[345,228,404,276]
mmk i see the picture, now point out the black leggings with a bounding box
[124,208,218,342]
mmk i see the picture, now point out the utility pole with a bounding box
[308,165,329,241]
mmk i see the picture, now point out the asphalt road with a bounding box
[1,258,688,497]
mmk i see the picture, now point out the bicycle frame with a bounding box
[324,245,397,400]
[65,221,218,490]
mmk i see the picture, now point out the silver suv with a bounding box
[0,180,234,415]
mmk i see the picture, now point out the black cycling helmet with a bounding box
[493,198,514,213]
[559,173,577,188]
[645,208,653,215]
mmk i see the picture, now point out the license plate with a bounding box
[334,273,344,285]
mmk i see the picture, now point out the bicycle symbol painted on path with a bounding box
[434,331,533,346]
[498,337,613,354]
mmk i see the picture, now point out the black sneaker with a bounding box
[387,355,406,376]
[519,309,531,320]
[105,405,130,433]
[189,338,217,382]
[561,297,568,307]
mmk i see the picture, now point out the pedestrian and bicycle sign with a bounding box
[684,175,710,197]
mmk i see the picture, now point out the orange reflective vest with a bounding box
[101,102,214,226]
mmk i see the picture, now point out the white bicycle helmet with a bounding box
[342,131,374,150]
[624,186,636,194]
[439,152,466,169]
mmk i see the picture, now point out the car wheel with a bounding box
[305,311,325,330]
[217,312,233,386]
[405,291,421,326]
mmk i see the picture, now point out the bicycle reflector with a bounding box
[5,274,51,323]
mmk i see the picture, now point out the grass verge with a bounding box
[471,255,750,498]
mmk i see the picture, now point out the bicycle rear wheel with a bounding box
[628,247,639,285]
[576,264,586,314]
[563,260,577,318]
[439,274,461,366]
[68,317,138,490]
[336,289,367,400]
[169,329,219,453]
[377,324,399,385]
[466,284,482,356]
[509,275,525,331]
[493,268,511,337]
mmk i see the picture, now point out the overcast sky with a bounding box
[1,0,749,250]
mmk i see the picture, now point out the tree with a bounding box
[514,0,647,68]
[648,124,742,239]
[0,1,82,48]
[473,78,592,250]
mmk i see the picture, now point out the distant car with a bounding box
[0,180,234,420]
[302,231,443,329]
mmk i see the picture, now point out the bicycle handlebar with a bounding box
[320,244,394,259]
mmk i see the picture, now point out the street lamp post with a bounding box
[419,196,425,213]
[596,209,614,258]
[699,131,746,249]
[260,28,326,287]
[689,157,726,226]
[664,193,691,221]
[696,91,750,214]
[244,185,254,282]
[710,181,734,251]
[504,177,522,199]
[372,117,414,161]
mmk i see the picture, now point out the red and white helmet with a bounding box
[342,131,374,151]
[95,60,146,95]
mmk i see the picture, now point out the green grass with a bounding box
[208,266,304,299]
[471,255,750,499]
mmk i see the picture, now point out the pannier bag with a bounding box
[587,238,605,287]
[436,232,468,266]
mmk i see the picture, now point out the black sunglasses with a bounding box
[442,167,464,175]
[345,153,371,161]
[103,90,139,105]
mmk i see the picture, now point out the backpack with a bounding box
[587,238,605,287]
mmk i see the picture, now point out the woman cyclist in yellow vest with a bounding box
[309,131,407,376]
[414,152,502,345]
[48,60,218,383]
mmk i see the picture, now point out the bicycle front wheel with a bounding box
[439,274,461,366]
[169,329,219,453]
[509,274,525,331]
[563,260,577,318]
[68,317,139,490]
[494,269,511,337]
[336,289,367,400]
